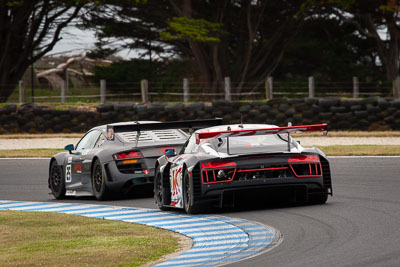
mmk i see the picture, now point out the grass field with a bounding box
[0,210,182,266]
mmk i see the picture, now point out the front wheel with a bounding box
[49,160,66,199]
[183,169,200,214]
[154,166,168,210]
[91,159,109,200]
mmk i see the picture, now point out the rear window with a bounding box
[118,129,187,143]
[204,134,296,154]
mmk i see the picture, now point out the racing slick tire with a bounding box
[154,166,170,211]
[309,194,328,205]
[183,169,201,214]
[91,159,110,200]
[49,160,66,199]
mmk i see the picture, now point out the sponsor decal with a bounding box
[65,190,76,196]
[74,164,82,173]
[65,164,72,182]
[67,156,72,163]
[170,166,183,208]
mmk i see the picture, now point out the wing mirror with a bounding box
[165,149,176,157]
[64,144,74,154]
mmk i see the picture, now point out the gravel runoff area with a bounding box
[1,137,400,150]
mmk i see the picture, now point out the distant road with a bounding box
[1,157,400,266]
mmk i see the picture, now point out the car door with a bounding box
[168,135,196,208]
[66,130,101,189]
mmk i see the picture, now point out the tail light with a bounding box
[288,155,319,162]
[201,160,237,184]
[288,155,322,177]
[113,151,143,160]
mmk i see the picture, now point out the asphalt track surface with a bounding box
[1,157,400,266]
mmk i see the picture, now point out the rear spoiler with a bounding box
[195,123,327,152]
[106,118,223,140]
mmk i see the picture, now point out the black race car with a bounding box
[154,123,332,213]
[48,119,222,200]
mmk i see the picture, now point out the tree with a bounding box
[82,0,306,96]
[0,1,87,102]
[303,0,400,95]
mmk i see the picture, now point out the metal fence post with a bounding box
[100,79,106,104]
[265,76,273,100]
[224,77,231,101]
[183,78,189,102]
[353,76,359,98]
[61,80,66,103]
[308,76,315,98]
[141,79,149,103]
[18,80,24,103]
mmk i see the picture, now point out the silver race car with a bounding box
[48,119,222,200]
[154,123,332,213]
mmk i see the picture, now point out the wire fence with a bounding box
[5,78,396,103]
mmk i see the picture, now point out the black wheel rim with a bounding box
[51,165,61,192]
[156,173,162,204]
[93,165,103,192]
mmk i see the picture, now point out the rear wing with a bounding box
[195,123,327,152]
[106,118,223,140]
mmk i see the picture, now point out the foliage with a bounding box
[92,58,197,93]
[160,17,225,43]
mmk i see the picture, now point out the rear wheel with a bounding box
[183,169,200,214]
[49,161,65,199]
[92,159,109,200]
[309,194,328,205]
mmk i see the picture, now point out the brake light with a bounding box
[114,151,143,160]
[288,155,319,162]
[201,161,237,169]
[288,155,322,177]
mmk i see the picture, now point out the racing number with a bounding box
[65,164,72,182]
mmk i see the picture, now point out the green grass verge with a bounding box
[0,210,180,266]
[317,145,400,156]
[1,146,400,157]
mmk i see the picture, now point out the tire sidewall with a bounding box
[183,170,193,214]
[154,166,164,209]
[92,159,107,200]
[50,161,66,199]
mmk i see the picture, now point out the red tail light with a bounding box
[288,155,322,177]
[288,155,319,162]
[201,160,237,184]
[201,161,237,169]
[114,151,143,160]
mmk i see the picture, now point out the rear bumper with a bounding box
[197,177,330,205]
[103,161,155,194]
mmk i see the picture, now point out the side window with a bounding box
[76,130,101,151]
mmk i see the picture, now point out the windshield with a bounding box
[203,133,297,155]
